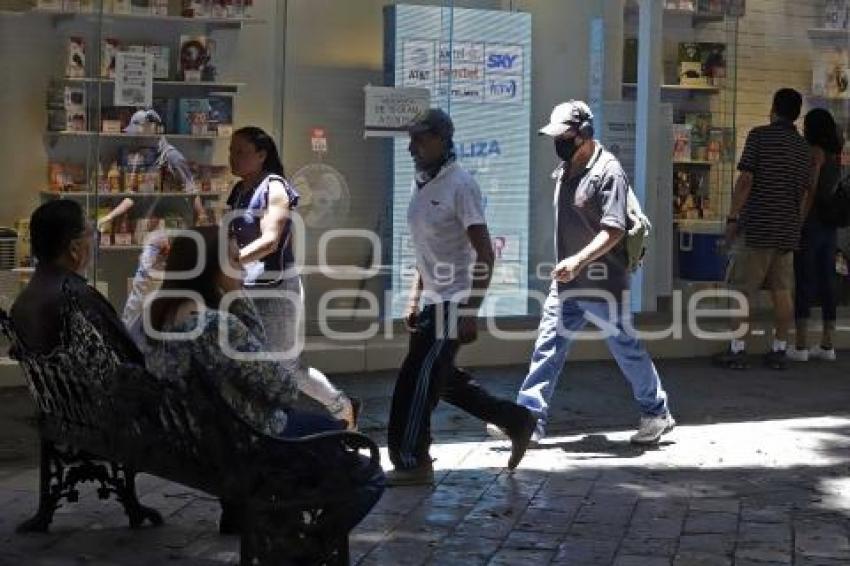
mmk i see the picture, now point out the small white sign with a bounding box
[114,52,153,108]
[311,128,328,153]
[364,86,431,138]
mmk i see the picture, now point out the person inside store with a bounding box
[10,199,143,365]
[787,108,843,363]
[226,126,360,429]
[143,225,384,532]
[715,88,812,370]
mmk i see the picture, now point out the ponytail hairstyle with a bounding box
[233,126,285,177]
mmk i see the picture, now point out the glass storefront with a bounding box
[1,0,848,362]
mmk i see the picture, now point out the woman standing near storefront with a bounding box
[788,109,842,362]
[227,126,359,427]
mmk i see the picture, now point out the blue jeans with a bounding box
[517,285,669,435]
[281,408,344,438]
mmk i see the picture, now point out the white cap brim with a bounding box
[539,122,570,137]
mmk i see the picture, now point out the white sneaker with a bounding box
[630,413,676,445]
[786,347,809,362]
[810,345,837,361]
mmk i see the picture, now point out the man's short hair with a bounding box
[772,88,803,122]
[30,200,86,263]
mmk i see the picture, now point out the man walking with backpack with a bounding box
[491,100,674,446]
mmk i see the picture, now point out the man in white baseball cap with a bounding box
[491,99,675,447]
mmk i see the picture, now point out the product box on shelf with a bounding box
[825,0,850,29]
[101,107,134,132]
[674,168,711,220]
[101,38,120,79]
[672,124,692,162]
[66,37,86,79]
[112,0,132,14]
[812,47,850,99]
[696,0,724,17]
[152,0,168,16]
[114,215,133,247]
[707,127,723,162]
[131,0,151,14]
[678,43,726,87]
[178,98,211,135]
[64,86,87,132]
[14,219,31,269]
[665,0,695,11]
[208,96,233,136]
[179,35,215,81]
[182,0,207,17]
[148,45,171,80]
[151,97,177,133]
[36,0,63,11]
[678,43,706,86]
[684,112,711,157]
[48,162,86,191]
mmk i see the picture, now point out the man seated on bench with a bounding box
[11,200,143,365]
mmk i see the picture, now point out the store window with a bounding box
[0,0,283,320]
[3,0,844,345]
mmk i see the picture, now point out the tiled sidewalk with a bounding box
[2,357,850,565]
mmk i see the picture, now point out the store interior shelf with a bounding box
[624,4,725,24]
[45,131,223,141]
[674,218,725,227]
[30,8,261,28]
[62,77,244,91]
[100,245,144,252]
[673,160,714,166]
[622,83,721,93]
[807,27,850,40]
[41,190,223,199]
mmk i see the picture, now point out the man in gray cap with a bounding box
[490,100,675,446]
[386,108,537,485]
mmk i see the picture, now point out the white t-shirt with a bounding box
[406,161,487,305]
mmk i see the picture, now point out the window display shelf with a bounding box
[623,83,721,94]
[45,131,223,141]
[674,218,724,226]
[61,78,244,91]
[30,8,261,28]
[807,27,850,41]
[99,245,144,252]
[41,190,223,199]
[624,4,725,25]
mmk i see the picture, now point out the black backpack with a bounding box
[817,175,850,228]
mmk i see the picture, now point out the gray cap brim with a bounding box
[539,122,571,137]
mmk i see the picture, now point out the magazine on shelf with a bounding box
[672,124,692,161]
